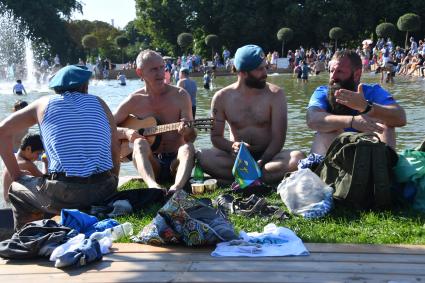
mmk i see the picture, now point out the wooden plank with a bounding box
[111,243,425,255]
[4,251,425,267]
[110,243,212,253]
[103,251,425,264]
[0,271,423,283]
[2,258,425,276]
[0,261,191,275]
[305,243,425,254]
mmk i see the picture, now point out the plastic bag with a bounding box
[277,169,334,218]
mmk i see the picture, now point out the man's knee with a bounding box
[288,150,305,171]
[311,131,341,155]
[178,143,195,159]
[133,138,151,156]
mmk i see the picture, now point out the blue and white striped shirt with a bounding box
[40,92,113,177]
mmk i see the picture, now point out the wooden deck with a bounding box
[1,243,425,282]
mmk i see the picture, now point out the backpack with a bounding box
[314,132,398,209]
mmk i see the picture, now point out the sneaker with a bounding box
[107,200,133,218]
[213,194,235,215]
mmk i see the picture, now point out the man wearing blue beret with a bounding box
[0,65,120,229]
[198,44,304,184]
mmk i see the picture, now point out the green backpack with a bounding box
[314,132,398,209]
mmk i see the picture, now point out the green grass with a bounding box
[115,180,425,244]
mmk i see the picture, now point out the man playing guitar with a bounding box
[114,50,196,195]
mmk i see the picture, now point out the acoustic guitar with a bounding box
[119,115,214,162]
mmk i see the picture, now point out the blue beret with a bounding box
[233,44,265,72]
[49,65,92,91]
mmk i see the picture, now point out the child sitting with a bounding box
[2,133,47,203]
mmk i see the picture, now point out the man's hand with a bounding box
[257,159,265,168]
[352,115,384,134]
[177,118,192,135]
[125,128,145,143]
[231,141,250,156]
[335,83,368,112]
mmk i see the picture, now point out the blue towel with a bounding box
[60,209,120,238]
[60,209,98,233]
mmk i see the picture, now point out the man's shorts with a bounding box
[154,152,178,183]
[8,173,117,229]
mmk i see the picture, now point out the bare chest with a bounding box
[225,97,271,129]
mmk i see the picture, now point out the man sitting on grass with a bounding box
[2,133,47,203]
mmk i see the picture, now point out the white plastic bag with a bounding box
[277,169,334,218]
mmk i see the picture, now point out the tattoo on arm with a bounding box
[212,108,218,116]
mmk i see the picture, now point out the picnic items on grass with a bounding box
[132,190,238,246]
[278,168,333,219]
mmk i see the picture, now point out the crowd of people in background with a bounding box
[3,36,425,94]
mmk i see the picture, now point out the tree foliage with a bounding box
[115,36,129,49]
[329,27,344,40]
[277,28,294,42]
[329,27,344,50]
[397,13,421,32]
[376,23,397,39]
[397,13,421,48]
[82,34,98,49]
[205,34,219,60]
[177,33,193,53]
[277,27,294,56]
[133,0,425,57]
[205,34,219,48]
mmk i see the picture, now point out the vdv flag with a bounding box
[232,143,262,189]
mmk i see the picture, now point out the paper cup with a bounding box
[191,183,205,195]
[204,179,217,192]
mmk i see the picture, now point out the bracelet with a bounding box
[350,115,355,128]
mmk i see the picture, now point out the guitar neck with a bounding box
[144,122,182,136]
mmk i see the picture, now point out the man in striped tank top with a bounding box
[115,50,196,195]
[0,65,120,229]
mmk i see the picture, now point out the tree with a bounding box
[329,27,344,50]
[397,13,421,48]
[81,34,98,57]
[204,34,219,60]
[376,23,397,39]
[177,33,193,54]
[115,35,129,63]
[276,28,294,57]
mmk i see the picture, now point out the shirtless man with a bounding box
[198,45,304,184]
[114,50,196,194]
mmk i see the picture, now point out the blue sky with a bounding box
[72,0,136,29]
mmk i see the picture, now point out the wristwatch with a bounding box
[360,100,373,114]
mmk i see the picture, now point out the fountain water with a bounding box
[0,4,43,92]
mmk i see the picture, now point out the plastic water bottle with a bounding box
[90,222,133,241]
[193,159,204,183]
[110,222,133,240]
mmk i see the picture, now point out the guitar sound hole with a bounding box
[138,129,145,135]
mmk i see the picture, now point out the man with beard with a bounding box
[306,50,406,156]
[198,45,304,184]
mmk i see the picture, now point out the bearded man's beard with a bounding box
[245,72,267,89]
[327,74,357,115]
